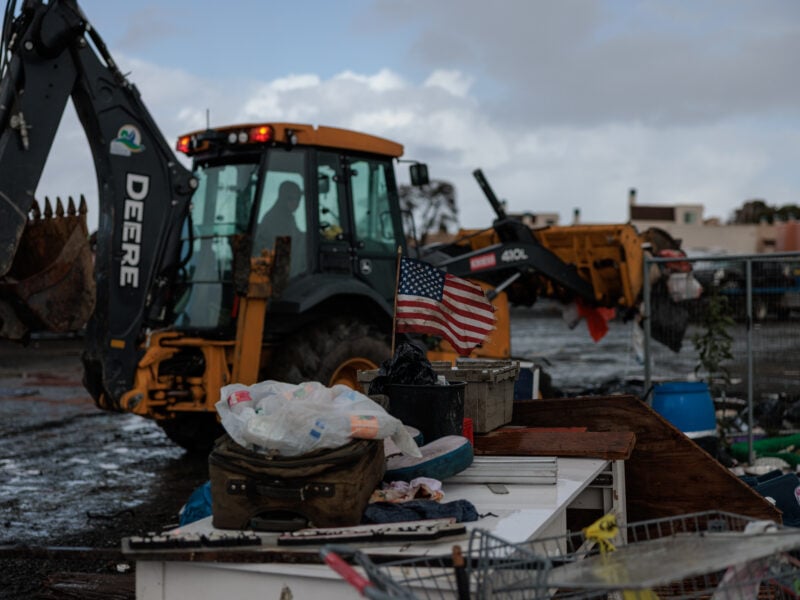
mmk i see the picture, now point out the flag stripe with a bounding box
[443,276,492,302]
[396,311,493,343]
[396,321,482,353]
[396,319,489,346]
[442,278,496,313]
[396,315,488,340]
[443,274,486,296]
[397,297,494,334]
[400,294,494,330]
[440,290,496,320]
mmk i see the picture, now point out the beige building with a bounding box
[626,189,787,255]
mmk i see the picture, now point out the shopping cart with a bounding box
[320,511,800,599]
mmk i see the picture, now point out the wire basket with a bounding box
[321,511,800,600]
[321,529,549,600]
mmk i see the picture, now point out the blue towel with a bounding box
[179,480,213,526]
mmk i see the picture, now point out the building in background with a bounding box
[625,188,793,255]
[513,211,560,228]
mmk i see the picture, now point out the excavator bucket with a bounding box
[0,196,95,339]
[532,223,646,308]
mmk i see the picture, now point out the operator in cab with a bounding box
[255,180,305,274]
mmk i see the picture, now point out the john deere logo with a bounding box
[110,125,145,156]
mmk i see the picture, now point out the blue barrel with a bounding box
[652,381,717,438]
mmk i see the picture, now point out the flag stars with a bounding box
[399,259,445,301]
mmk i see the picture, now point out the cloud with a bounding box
[271,74,322,92]
[335,69,406,92]
[486,122,782,226]
[114,6,183,52]
[424,70,474,97]
[36,31,800,235]
[371,0,800,128]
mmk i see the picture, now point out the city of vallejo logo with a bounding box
[110,125,145,156]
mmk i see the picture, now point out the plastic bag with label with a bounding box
[216,380,421,458]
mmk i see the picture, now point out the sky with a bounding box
[34,0,800,231]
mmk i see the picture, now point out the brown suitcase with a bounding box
[208,434,385,531]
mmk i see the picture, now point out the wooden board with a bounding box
[508,395,781,523]
[475,429,635,460]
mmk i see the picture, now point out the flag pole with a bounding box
[391,245,403,358]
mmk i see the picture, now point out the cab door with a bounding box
[345,155,405,301]
[315,151,405,301]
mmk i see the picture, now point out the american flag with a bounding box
[395,257,496,356]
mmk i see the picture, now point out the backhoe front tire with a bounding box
[267,317,391,389]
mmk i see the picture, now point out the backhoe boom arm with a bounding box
[0,0,195,404]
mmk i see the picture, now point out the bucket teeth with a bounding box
[79,194,87,215]
[8,191,95,337]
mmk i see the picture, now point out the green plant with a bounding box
[692,287,734,392]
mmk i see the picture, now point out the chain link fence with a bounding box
[643,251,800,449]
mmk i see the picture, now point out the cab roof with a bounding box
[177,122,404,158]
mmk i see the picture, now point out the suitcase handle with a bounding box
[252,481,335,501]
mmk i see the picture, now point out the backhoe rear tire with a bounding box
[158,413,224,455]
[267,317,391,389]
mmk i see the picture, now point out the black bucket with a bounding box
[385,381,466,443]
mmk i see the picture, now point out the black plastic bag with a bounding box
[367,342,438,395]
[649,279,689,353]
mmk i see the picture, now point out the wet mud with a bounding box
[0,338,208,598]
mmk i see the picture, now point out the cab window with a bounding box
[253,148,308,277]
[349,158,397,254]
[174,161,258,329]
[317,153,344,241]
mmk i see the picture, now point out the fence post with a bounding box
[745,259,755,464]
[643,254,652,405]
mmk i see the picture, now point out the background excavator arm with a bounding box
[424,169,597,304]
[0,0,196,405]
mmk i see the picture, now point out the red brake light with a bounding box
[250,125,273,143]
[176,136,191,154]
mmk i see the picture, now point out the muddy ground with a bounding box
[0,337,208,599]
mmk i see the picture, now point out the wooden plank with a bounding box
[475,430,635,460]
[510,395,781,523]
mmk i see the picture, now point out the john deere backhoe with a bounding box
[0,0,683,452]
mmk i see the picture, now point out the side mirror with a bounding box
[409,163,429,187]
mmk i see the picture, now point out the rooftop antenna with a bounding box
[206,108,210,130]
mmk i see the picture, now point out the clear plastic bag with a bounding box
[667,271,703,302]
[216,380,421,458]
